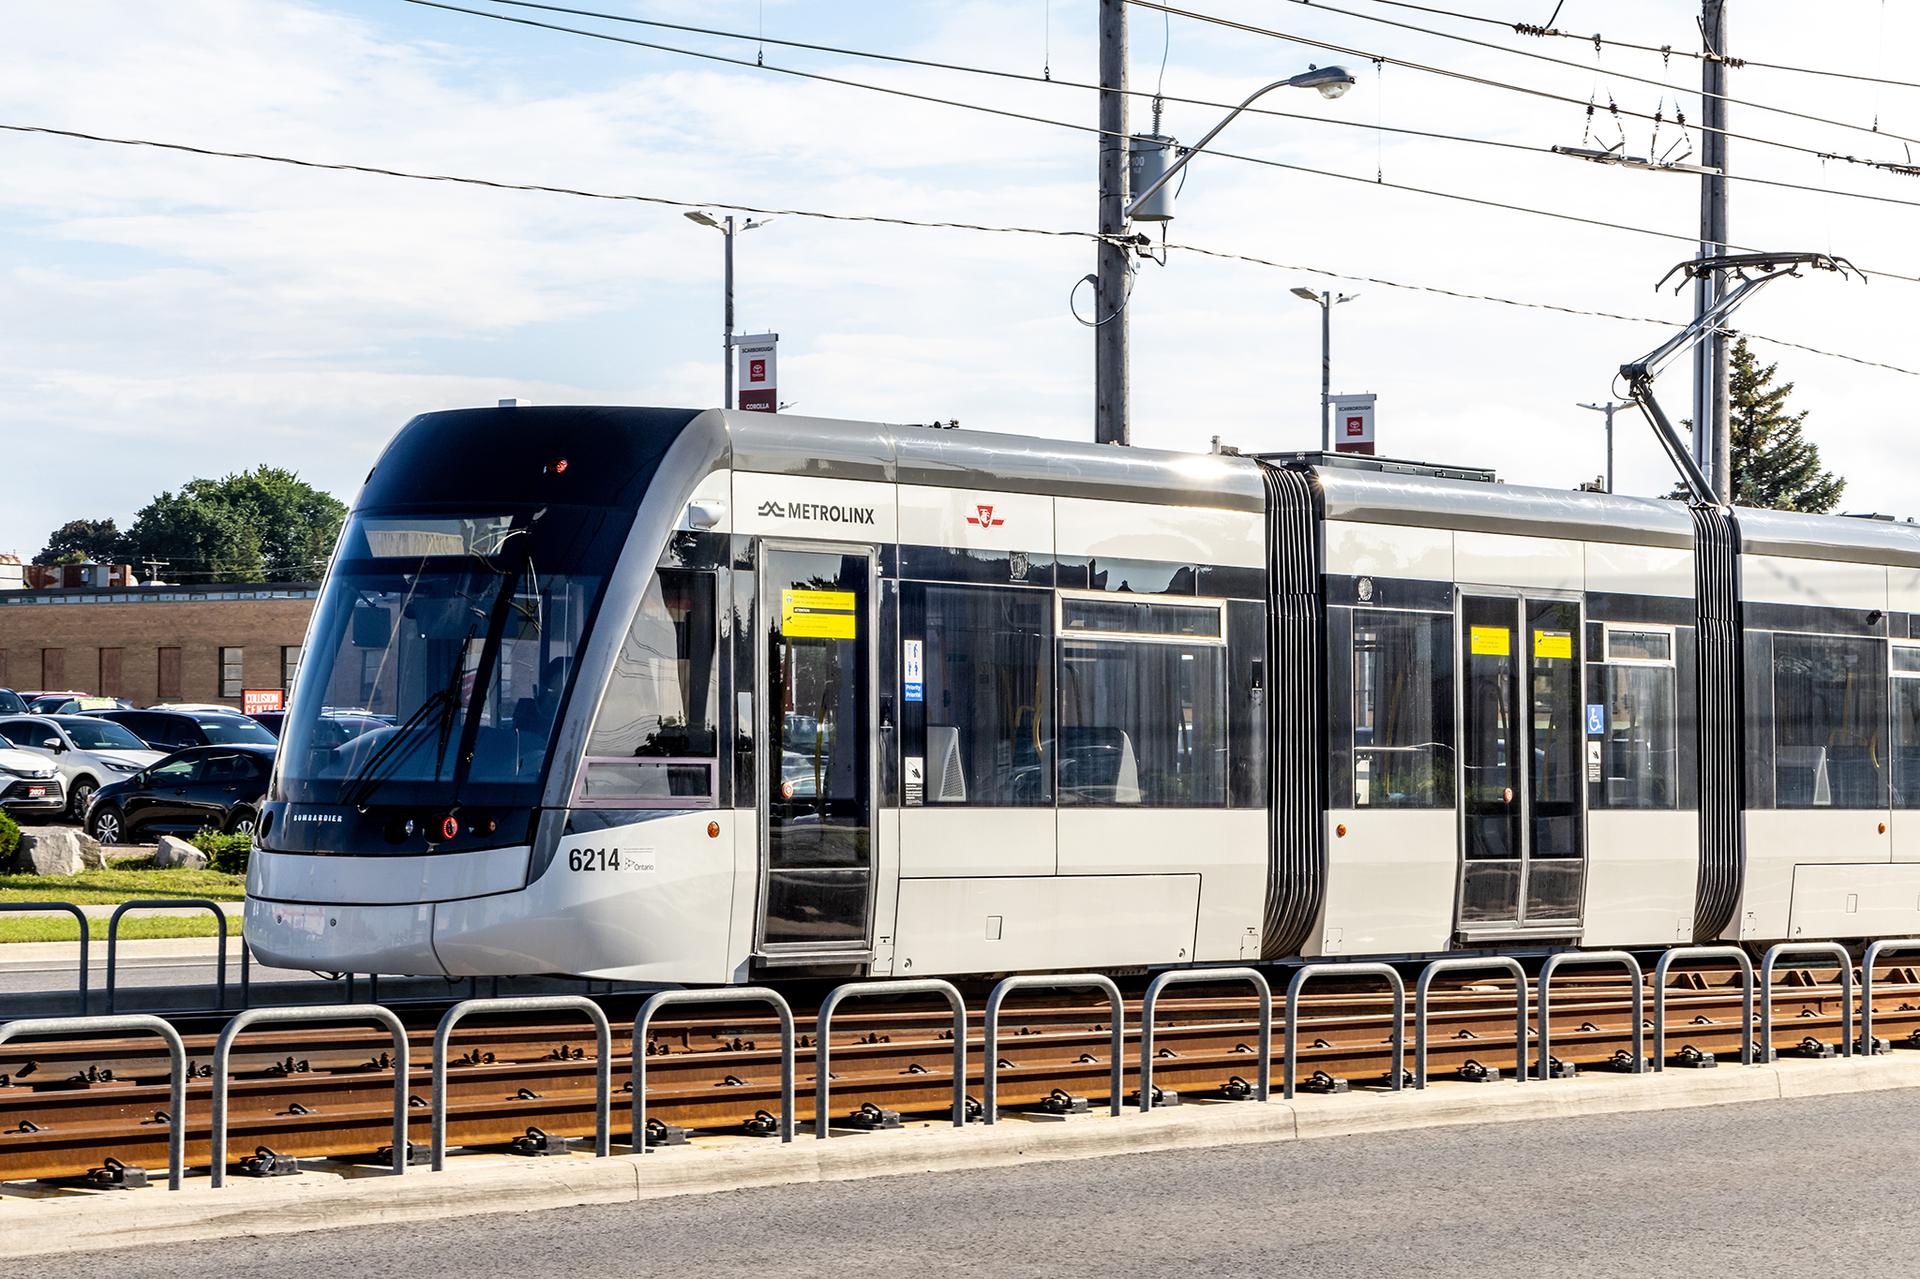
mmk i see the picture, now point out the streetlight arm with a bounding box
[1124,75,1320,220]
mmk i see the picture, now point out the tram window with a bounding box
[1588,625,1679,810]
[579,569,719,803]
[1771,633,1887,809]
[900,584,1052,806]
[1349,610,1454,809]
[1058,597,1227,807]
[1893,645,1920,808]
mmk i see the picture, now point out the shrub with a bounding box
[189,828,254,876]
[0,810,18,866]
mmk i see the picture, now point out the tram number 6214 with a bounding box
[567,847,656,873]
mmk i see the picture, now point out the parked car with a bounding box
[249,710,389,749]
[85,744,276,844]
[30,695,129,716]
[0,689,27,716]
[0,714,164,820]
[83,708,278,753]
[0,732,66,818]
[150,703,249,715]
[26,691,90,715]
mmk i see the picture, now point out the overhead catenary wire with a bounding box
[3,118,1911,379]
[439,0,1920,216]
[401,0,1920,284]
[1331,0,1920,94]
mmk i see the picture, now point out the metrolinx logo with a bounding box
[756,498,876,524]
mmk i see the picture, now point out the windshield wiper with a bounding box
[340,640,475,808]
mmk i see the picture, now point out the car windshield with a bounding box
[196,717,276,746]
[275,504,620,808]
[59,719,148,751]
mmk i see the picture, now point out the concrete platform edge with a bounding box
[6,1053,1918,1259]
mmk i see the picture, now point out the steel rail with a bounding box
[0,1015,186,1189]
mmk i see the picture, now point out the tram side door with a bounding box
[755,544,878,961]
[1456,592,1587,936]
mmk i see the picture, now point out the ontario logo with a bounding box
[965,504,1005,529]
[757,499,875,524]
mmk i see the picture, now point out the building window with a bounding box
[1057,592,1227,807]
[281,645,302,692]
[158,647,182,701]
[41,647,64,689]
[1587,625,1680,810]
[219,647,244,699]
[1773,632,1886,808]
[1350,609,1455,808]
[99,648,124,699]
[901,583,1053,807]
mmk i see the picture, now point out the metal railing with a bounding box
[0,902,89,1011]
[1759,941,1853,1062]
[106,898,248,1013]
[816,979,967,1138]
[1859,938,1920,1055]
[633,987,795,1149]
[1652,946,1754,1069]
[1286,962,1405,1099]
[0,1015,186,1189]
[1140,967,1271,1112]
[1536,950,1644,1080]
[982,973,1124,1123]
[432,996,612,1170]
[211,1004,408,1188]
[1412,956,1526,1089]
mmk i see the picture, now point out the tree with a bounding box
[1727,337,1845,513]
[33,517,121,566]
[118,467,345,584]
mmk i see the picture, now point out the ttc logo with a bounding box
[965,504,1004,529]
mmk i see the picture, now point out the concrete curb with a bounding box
[7,1053,1918,1258]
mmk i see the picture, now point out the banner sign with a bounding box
[1331,392,1377,455]
[242,688,285,715]
[736,332,778,413]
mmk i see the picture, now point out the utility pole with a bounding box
[1694,0,1732,502]
[1577,401,1629,494]
[1290,288,1357,450]
[685,211,771,409]
[1094,0,1129,445]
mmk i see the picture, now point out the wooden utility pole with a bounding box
[1694,0,1732,501]
[1094,0,1130,445]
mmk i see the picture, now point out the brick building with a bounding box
[0,583,320,707]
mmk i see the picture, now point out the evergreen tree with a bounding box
[1726,337,1845,513]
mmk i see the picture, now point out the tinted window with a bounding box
[0,719,60,751]
[1893,647,1920,809]
[579,569,719,803]
[150,756,200,783]
[1058,598,1227,807]
[900,583,1053,807]
[0,691,26,715]
[196,716,276,746]
[1773,633,1886,808]
[1349,610,1455,809]
[59,718,148,751]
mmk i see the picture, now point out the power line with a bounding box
[4,117,1909,379]
[1131,0,1918,175]
[1337,0,1920,94]
[449,0,1920,216]
[408,0,1920,285]
[1236,0,1920,148]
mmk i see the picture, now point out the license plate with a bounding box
[24,786,46,799]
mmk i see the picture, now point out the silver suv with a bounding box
[0,714,163,821]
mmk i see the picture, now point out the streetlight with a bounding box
[1577,400,1631,494]
[1290,287,1359,451]
[684,211,772,408]
[1122,65,1356,222]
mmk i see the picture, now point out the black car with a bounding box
[85,708,277,753]
[248,710,390,749]
[0,689,27,716]
[86,744,276,844]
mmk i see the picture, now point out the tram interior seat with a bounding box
[1058,727,1141,804]
[927,725,968,804]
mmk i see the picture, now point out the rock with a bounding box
[77,832,109,871]
[154,835,210,871]
[16,828,84,876]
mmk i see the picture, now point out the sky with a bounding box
[3,0,1918,561]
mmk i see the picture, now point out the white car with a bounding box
[0,714,163,821]
[0,733,65,818]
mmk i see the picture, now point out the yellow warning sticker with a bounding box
[1534,630,1573,660]
[783,588,857,640]
[1469,625,1511,657]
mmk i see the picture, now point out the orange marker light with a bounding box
[1336,824,1348,838]
[548,457,569,475]
[707,821,721,839]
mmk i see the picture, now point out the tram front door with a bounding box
[756,544,877,960]
[1456,592,1587,936]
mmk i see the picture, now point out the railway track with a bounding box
[0,968,1906,1187]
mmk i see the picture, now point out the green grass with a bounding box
[0,914,241,944]
[0,857,245,905]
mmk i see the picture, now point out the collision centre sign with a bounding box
[242,688,284,715]
[736,332,777,413]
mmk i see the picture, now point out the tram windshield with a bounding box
[275,504,622,809]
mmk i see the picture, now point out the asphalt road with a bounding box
[14,1089,1915,1278]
